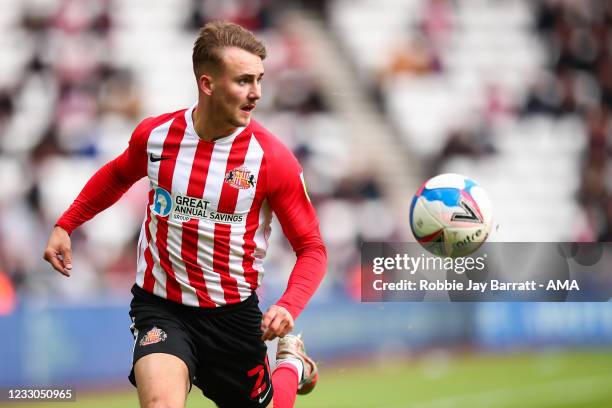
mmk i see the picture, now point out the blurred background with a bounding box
[1,0,612,406]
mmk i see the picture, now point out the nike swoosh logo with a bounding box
[258,385,272,403]
[149,153,169,162]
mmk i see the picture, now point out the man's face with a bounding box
[209,47,263,128]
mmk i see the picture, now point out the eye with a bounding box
[238,79,247,85]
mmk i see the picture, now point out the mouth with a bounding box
[240,104,255,114]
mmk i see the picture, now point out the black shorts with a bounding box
[128,284,273,407]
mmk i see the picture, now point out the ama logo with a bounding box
[152,187,173,217]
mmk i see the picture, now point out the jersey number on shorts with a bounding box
[247,363,269,399]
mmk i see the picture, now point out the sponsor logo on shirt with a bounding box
[151,188,245,225]
[171,194,244,224]
[152,187,173,217]
[225,166,256,190]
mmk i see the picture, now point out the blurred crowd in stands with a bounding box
[329,0,610,242]
[0,0,395,308]
[526,0,612,242]
[3,0,611,311]
[520,0,611,241]
[0,0,140,304]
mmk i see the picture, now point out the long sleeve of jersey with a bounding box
[56,122,149,234]
[275,229,327,320]
[267,144,327,320]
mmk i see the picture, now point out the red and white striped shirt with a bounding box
[57,106,326,318]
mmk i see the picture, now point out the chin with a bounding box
[233,115,250,127]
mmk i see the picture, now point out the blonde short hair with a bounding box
[192,21,267,78]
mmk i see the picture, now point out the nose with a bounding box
[249,83,261,101]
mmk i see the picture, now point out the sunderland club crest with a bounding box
[225,166,256,189]
[139,326,167,346]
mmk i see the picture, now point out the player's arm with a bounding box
[43,121,150,276]
[261,146,327,340]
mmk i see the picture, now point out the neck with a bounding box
[192,101,239,142]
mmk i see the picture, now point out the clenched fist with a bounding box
[261,304,293,341]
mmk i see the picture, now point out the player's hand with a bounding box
[43,226,73,277]
[261,305,294,341]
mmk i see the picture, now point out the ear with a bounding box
[198,74,214,96]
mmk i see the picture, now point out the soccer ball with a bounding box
[410,173,492,257]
